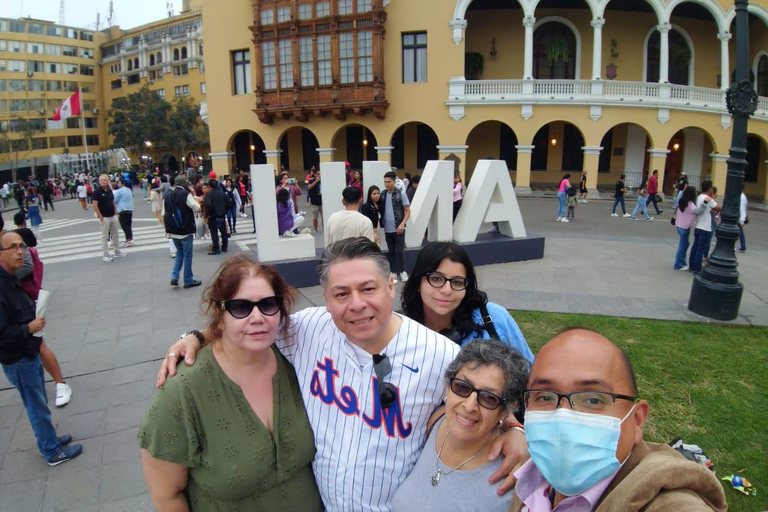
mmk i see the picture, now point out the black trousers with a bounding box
[118,211,133,240]
[208,216,228,252]
[384,232,405,274]
[43,197,54,211]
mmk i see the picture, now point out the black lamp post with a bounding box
[688,0,757,320]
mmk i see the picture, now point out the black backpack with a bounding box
[225,189,235,210]
[567,184,577,197]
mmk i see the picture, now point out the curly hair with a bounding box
[401,241,488,340]
[201,254,297,343]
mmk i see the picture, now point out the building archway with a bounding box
[644,25,694,85]
[595,124,653,191]
[330,124,378,170]
[390,122,439,172]
[277,127,320,175]
[530,121,585,187]
[465,121,518,183]
[229,130,267,172]
[161,153,179,172]
[745,133,768,201]
[664,127,717,193]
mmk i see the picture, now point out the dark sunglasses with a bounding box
[450,377,507,410]
[373,354,398,409]
[220,296,283,319]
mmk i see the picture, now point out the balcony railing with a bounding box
[447,78,768,120]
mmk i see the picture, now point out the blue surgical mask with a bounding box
[524,405,636,497]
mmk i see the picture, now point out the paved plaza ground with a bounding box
[0,193,766,511]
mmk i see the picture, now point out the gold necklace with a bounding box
[431,428,493,486]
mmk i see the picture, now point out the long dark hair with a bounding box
[276,187,290,207]
[678,185,697,212]
[401,241,488,339]
[365,185,380,205]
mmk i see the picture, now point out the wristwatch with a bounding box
[178,330,205,344]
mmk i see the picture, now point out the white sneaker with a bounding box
[282,230,297,238]
[390,272,398,284]
[102,255,113,262]
[170,252,177,258]
[125,240,133,247]
[611,213,619,217]
[623,213,631,218]
[646,217,654,222]
[560,218,569,223]
[399,272,409,283]
[55,383,72,407]
[556,217,561,222]
[300,227,312,235]
[580,200,589,204]
[113,252,126,258]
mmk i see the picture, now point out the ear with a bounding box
[632,400,649,444]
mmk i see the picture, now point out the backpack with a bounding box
[20,248,44,300]
[225,189,235,210]
[567,184,577,197]
[86,183,92,194]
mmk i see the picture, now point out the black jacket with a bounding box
[204,187,227,218]
[378,188,406,232]
[164,187,196,236]
[0,267,41,365]
[360,202,380,229]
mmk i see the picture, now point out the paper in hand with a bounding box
[33,290,49,338]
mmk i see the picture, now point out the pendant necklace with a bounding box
[431,428,493,486]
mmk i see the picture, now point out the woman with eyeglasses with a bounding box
[401,242,533,363]
[138,255,322,512]
[391,339,528,512]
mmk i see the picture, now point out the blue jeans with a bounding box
[690,228,713,273]
[674,227,691,269]
[171,235,195,285]
[645,194,661,214]
[2,356,61,459]
[612,197,626,214]
[226,205,238,233]
[556,192,567,218]
[739,225,746,251]
[632,197,650,219]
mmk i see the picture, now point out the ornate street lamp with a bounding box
[688,0,757,320]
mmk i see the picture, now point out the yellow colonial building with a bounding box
[201,0,768,202]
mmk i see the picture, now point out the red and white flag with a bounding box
[51,90,81,121]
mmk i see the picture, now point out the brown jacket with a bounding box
[509,441,728,512]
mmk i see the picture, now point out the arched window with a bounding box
[646,29,690,85]
[173,48,180,61]
[758,55,768,96]
[533,22,577,80]
[181,47,188,59]
[134,57,139,69]
[156,52,162,64]
[149,54,155,66]
[127,59,133,71]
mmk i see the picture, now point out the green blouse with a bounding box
[138,344,322,512]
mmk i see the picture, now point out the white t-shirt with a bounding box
[695,194,717,232]
[326,209,375,245]
[276,307,458,512]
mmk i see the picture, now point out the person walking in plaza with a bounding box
[738,185,748,253]
[163,175,202,288]
[305,167,323,232]
[379,170,411,283]
[0,231,82,466]
[0,182,9,208]
[92,175,125,262]
[25,197,44,243]
[556,174,571,223]
[673,186,698,271]
[76,180,88,210]
[224,178,240,235]
[578,171,589,203]
[114,179,134,248]
[646,169,664,215]
[611,174,630,218]
[326,186,375,245]
[360,185,382,245]
[689,181,720,275]
[673,172,688,211]
[203,179,228,255]
[40,181,54,212]
[452,172,463,220]
[566,186,577,220]
[629,184,654,221]
[149,181,163,225]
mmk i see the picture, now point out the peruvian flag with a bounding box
[51,90,81,121]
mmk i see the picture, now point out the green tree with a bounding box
[106,82,171,162]
[161,96,210,165]
[0,119,45,181]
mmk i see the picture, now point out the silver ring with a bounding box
[167,352,177,359]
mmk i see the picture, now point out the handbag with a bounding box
[195,215,206,238]
[670,217,676,226]
[655,194,664,203]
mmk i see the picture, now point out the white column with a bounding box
[719,32,731,90]
[658,23,671,83]
[682,128,705,183]
[523,16,536,80]
[316,148,336,160]
[624,124,647,175]
[591,18,605,80]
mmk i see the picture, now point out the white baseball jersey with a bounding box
[276,307,459,512]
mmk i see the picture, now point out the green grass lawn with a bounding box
[511,311,768,512]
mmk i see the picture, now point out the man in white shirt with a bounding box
[689,180,721,275]
[326,186,375,245]
[738,185,748,253]
[0,183,8,208]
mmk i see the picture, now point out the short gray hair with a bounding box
[318,237,390,289]
[444,339,529,414]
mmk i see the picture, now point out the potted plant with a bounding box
[465,52,484,80]
[671,46,692,68]
[546,35,570,64]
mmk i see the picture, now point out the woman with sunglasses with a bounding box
[138,255,322,512]
[391,339,528,511]
[401,242,533,362]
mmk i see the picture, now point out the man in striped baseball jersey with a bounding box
[158,237,525,511]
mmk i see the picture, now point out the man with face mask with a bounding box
[509,329,727,512]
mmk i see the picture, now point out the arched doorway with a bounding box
[755,54,768,96]
[530,121,585,187]
[596,123,653,191]
[533,21,578,80]
[665,128,717,193]
[161,153,179,172]
[277,127,319,173]
[745,134,767,201]
[230,130,266,172]
[330,124,378,169]
[465,121,518,183]
[390,122,439,172]
[646,27,692,85]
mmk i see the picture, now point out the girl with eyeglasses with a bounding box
[401,242,533,363]
[139,255,322,512]
[391,339,528,512]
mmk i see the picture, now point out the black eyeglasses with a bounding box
[524,390,640,414]
[373,354,398,409]
[424,272,470,291]
[450,377,507,410]
[0,242,27,252]
[220,296,283,319]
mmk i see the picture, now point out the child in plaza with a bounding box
[566,186,577,220]
[630,184,654,221]
[25,197,44,243]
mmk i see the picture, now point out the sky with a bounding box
[0,0,170,31]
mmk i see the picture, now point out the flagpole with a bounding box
[79,84,89,173]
